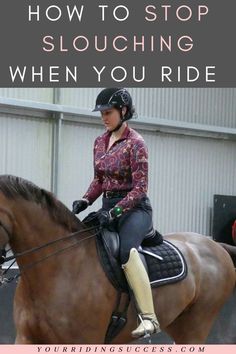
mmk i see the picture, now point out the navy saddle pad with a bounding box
[96,228,188,292]
[82,212,188,292]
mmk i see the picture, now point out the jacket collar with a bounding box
[104,125,130,147]
[106,124,130,139]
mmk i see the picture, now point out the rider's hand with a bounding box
[72,199,89,214]
[98,206,123,227]
[98,210,113,227]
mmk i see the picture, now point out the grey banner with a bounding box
[0,0,235,87]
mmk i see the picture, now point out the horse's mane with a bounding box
[0,175,81,231]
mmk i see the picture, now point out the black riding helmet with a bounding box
[93,88,134,131]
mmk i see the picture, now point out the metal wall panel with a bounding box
[143,130,236,235]
[57,117,236,236]
[61,88,236,128]
[57,120,104,219]
[0,88,235,235]
[0,114,52,189]
[1,88,235,128]
[60,88,100,109]
[0,88,53,103]
[130,88,236,128]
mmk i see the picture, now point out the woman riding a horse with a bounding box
[73,87,160,338]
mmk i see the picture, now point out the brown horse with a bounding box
[0,175,235,344]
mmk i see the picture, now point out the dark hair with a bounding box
[124,104,136,121]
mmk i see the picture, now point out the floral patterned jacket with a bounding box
[83,125,148,212]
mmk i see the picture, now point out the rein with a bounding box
[0,224,100,285]
[4,226,98,262]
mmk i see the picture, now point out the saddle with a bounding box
[82,212,188,343]
[96,227,187,293]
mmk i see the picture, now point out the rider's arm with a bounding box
[115,138,148,213]
[83,139,103,205]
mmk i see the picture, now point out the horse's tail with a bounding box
[219,242,236,268]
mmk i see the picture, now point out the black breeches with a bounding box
[102,196,153,264]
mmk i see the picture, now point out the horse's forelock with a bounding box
[0,175,80,231]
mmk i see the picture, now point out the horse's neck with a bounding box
[10,202,86,271]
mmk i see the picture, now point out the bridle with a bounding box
[0,220,100,285]
[0,222,9,264]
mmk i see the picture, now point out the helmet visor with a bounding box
[92,103,114,112]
